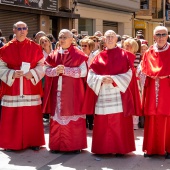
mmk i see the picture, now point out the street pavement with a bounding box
[0,122,170,170]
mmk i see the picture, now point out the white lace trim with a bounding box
[52,91,85,125]
[155,78,159,107]
[153,43,169,52]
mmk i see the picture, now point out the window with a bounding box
[140,0,149,9]
[78,18,93,36]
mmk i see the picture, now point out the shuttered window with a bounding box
[0,10,39,42]
[103,21,118,33]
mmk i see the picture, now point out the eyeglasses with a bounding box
[16,27,27,31]
[155,33,167,38]
[106,36,114,39]
[81,45,88,47]
[72,32,77,34]
[58,36,68,40]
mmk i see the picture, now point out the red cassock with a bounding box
[82,47,141,154]
[141,44,170,155]
[0,38,45,150]
[43,45,88,151]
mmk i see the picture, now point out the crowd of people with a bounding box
[0,21,170,159]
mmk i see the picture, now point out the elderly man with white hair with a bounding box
[43,29,88,153]
[83,30,141,155]
[141,25,170,159]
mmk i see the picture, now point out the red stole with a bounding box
[82,47,142,116]
[43,45,88,116]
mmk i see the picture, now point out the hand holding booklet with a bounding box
[21,62,30,74]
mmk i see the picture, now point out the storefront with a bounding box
[75,3,133,36]
[134,20,160,46]
[134,20,147,37]
[0,0,80,41]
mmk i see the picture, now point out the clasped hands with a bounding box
[56,65,65,75]
[13,70,33,80]
[102,76,113,84]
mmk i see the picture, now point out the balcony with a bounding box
[77,0,140,13]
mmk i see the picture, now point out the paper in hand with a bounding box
[21,62,30,74]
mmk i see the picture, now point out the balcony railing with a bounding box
[78,0,140,12]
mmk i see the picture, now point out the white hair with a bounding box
[59,29,73,38]
[153,26,168,35]
[104,30,116,36]
[13,21,28,29]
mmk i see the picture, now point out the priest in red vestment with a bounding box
[43,29,88,153]
[0,21,45,151]
[82,30,141,155]
[141,26,170,159]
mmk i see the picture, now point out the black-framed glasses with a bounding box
[16,27,27,31]
[81,45,88,47]
[155,33,167,38]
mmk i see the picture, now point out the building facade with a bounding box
[135,0,170,46]
[74,0,140,36]
[0,0,79,40]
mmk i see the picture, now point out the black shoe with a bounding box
[144,153,153,157]
[115,153,124,157]
[50,150,60,154]
[89,124,93,130]
[73,150,81,154]
[165,152,170,159]
[5,149,14,152]
[31,146,40,151]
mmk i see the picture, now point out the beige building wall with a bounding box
[39,15,51,34]
[75,4,133,36]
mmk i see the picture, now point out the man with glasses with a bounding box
[141,26,170,158]
[0,21,45,151]
[43,29,88,153]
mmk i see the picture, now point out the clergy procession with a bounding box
[1,20,170,162]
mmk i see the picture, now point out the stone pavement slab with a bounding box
[0,123,170,170]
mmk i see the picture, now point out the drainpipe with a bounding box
[163,0,165,26]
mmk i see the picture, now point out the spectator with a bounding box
[89,36,100,55]
[71,29,78,36]
[9,34,14,41]
[46,34,56,50]
[0,37,7,44]
[124,38,141,130]
[80,38,95,130]
[93,31,103,37]
[35,31,46,44]
[141,44,148,58]
[121,34,131,48]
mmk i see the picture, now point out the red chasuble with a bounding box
[82,47,142,117]
[141,44,170,116]
[141,44,170,155]
[0,38,43,96]
[43,45,88,116]
[0,38,45,150]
